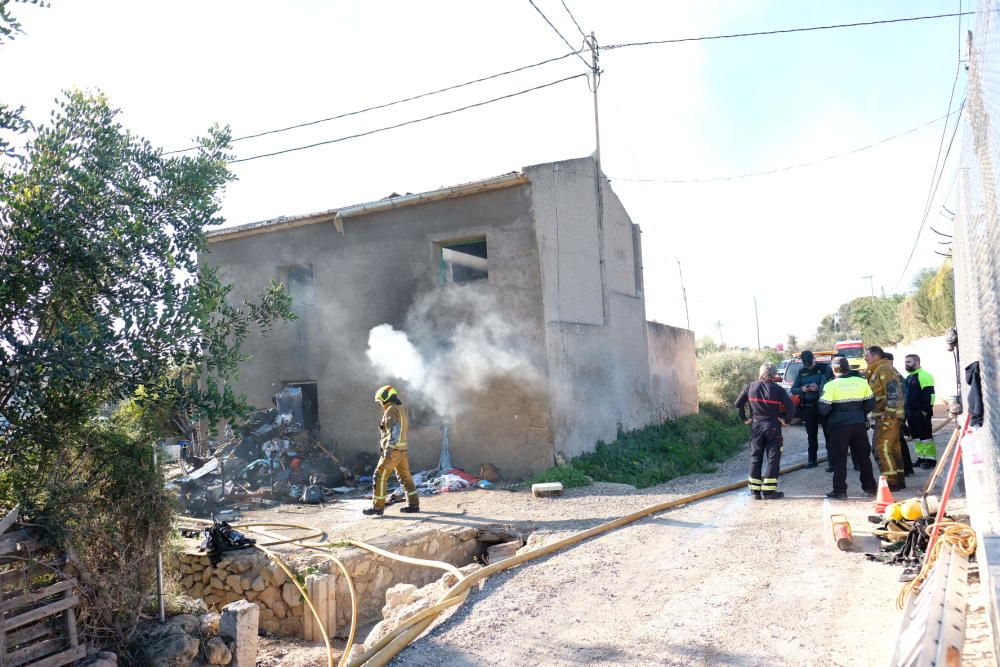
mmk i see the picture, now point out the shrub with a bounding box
[697,350,775,408]
[529,405,749,490]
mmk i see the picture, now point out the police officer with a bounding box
[904,354,937,469]
[363,385,421,517]
[734,363,796,500]
[790,350,834,469]
[819,357,877,500]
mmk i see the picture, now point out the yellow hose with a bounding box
[348,456,824,667]
[896,521,977,609]
[254,542,335,667]
[178,455,824,667]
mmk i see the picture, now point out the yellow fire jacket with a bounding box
[867,358,905,420]
[379,404,409,451]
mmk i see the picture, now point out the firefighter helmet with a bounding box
[374,385,398,404]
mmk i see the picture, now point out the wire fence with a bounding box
[953,0,1000,655]
[955,1,1000,499]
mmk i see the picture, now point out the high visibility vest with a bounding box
[820,375,873,403]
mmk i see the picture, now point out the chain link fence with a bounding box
[954,0,1000,655]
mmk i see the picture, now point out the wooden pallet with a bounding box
[0,508,84,667]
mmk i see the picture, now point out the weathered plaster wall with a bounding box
[526,157,664,459]
[201,184,553,478]
[646,322,699,418]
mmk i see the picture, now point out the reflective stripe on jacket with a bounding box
[379,404,409,450]
[819,374,875,427]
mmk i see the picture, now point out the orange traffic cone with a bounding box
[874,475,895,513]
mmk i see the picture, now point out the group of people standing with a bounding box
[735,347,936,500]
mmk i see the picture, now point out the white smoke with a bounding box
[365,287,543,419]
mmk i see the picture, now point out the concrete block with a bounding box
[531,482,563,497]
[220,600,259,667]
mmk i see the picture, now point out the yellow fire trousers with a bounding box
[874,418,904,488]
[371,447,419,510]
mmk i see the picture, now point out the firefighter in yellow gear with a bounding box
[363,385,420,516]
[865,346,906,491]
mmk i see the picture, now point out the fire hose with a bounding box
[178,455,821,666]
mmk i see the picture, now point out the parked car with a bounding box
[777,351,835,420]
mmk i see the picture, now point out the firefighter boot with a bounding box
[362,507,384,517]
[400,505,420,513]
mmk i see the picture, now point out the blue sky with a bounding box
[1,1,968,348]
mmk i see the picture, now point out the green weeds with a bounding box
[528,403,748,490]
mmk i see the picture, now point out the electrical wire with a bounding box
[527,0,590,67]
[228,73,587,164]
[911,3,964,256]
[163,49,585,155]
[599,109,961,184]
[603,11,978,51]
[560,0,588,40]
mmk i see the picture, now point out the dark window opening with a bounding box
[440,239,488,283]
[282,264,314,316]
[282,381,319,431]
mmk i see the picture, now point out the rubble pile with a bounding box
[170,387,351,517]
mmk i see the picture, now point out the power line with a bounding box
[228,73,587,164]
[164,48,584,155]
[895,5,966,287]
[603,11,977,51]
[601,109,961,184]
[896,97,966,285]
[560,0,588,40]
[527,0,590,67]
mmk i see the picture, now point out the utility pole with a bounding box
[588,32,602,170]
[861,275,875,303]
[716,320,725,348]
[676,258,691,330]
[754,297,761,350]
[586,32,609,324]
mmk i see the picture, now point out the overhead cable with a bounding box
[603,11,977,51]
[164,49,585,155]
[895,5,967,286]
[527,0,590,67]
[896,98,966,286]
[560,0,588,39]
[604,109,961,184]
[228,73,588,164]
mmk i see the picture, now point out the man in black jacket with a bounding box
[735,363,796,500]
[819,357,877,500]
[791,350,834,469]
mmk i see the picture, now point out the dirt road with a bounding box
[387,424,952,667]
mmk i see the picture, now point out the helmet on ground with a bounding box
[374,385,399,404]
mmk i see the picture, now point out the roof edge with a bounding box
[206,171,528,243]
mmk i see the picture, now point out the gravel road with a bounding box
[384,423,955,667]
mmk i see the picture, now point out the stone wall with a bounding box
[321,526,479,633]
[177,549,305,637]
[177,525,478,639]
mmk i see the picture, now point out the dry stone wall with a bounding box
[177,525,478,639]
[177,549,305,637]
[321,526,479,633]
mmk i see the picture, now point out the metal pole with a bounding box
[676,258,691,330]
[861,275,875,303]
[754,297,761,350]
[589,32,601,169]
[153,446,165,623]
